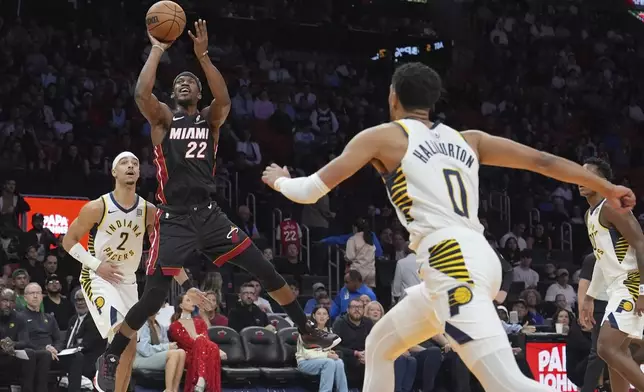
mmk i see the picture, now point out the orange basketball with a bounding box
[146,1,186,43]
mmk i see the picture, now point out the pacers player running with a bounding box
[263,62,635,392]
[62,152,191,392]
[579,157,644,392]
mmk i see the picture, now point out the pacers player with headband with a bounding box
[62,151,195,392]
[579,157,644,392]
[263,62,635,392]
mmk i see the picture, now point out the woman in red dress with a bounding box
[169,294,224,392]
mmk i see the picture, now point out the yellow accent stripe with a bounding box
[388,167,413,222]
[88,233,96,257]
[428,239,474,285]
[623,271,640,302]
[79,267,94,303]
[395,120,411,134]
[615,236,629,263]
[97,195,108,229]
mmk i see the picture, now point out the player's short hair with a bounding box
[392,62,442,111]
[583,157,612,180]
[347,269,363,282]
[173,71,203,92]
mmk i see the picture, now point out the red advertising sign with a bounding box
[23,196,89,247]
[526,342,578,391]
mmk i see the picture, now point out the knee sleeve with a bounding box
[124,273,171,330]
[229,245,286,292]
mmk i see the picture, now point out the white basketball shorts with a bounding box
[602,271,644,339]
[79,268,139,339]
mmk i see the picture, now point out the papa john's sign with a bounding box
[526,342,578,392]
[23,196,89,246]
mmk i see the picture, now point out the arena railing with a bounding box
[272,208,283,255]
[489,191,511,232]
[560,222,573,251]
[529,208,541,235]
[246,193,257,226]
[215,176,233,208]
[327,245,342,295]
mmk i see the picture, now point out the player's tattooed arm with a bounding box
[134,34,172,130]
[462,130,635,212]
[602,206,644,315]
[190,19,231,128]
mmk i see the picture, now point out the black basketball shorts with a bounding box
[146,201,253,276]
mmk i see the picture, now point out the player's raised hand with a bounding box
[188,19,209,58]
[146,31,173,51]
[96,262,123,284]
[605,184,636,213]
[262,164,291,190]
[186,287,214,312]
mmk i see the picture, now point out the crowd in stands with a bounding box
[1,0,644,390]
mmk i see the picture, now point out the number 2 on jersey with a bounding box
[185,141,207,159]
[443,169,469,218]
[116,233,129,251]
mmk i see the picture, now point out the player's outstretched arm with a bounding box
[189,19,231,127]
[63,200,123,284]
[135,33,173,127]
[262,125,384,204]
[462,130,635,212]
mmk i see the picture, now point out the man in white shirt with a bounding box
[499,223,527,250]
[391,253,422,303]
[512,250,539,288]
[545,269,577,308]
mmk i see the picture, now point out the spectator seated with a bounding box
[240,326,300,383]
[207,326,260,383]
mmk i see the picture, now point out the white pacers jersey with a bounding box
[87,193,147,284]
[384,119,483,251]
[586,198,637,285]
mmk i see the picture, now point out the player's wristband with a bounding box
[69,243,102,271]
[151,44,165,52]
[181,280,195,292]
[639,284,644,296]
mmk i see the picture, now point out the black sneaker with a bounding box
[301,320,341,350]
[93,353,119,392]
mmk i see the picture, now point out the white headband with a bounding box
[112,151,139,171]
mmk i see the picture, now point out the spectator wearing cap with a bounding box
[18,245,45,288]
[43,274,74,330]
[545,268,577,309]
[13,269,43,312]
[512,250,539,289]
[304,283,340,319]
[24,213,57,262]
[334,271,376,315]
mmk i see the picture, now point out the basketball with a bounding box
[146,1,186,43]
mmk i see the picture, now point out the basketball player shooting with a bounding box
[93,19,339,392]
[63,152,181,392]
[263,62,635,392]
[579,157,644,392]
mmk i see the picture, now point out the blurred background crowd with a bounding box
[1,0,644,390]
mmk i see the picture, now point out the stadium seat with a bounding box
[207,326,261,383]
[240,326,300,383]
[268,314,292,330]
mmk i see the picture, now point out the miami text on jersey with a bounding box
[169,127,209,140]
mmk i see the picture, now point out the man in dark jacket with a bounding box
[228,282,270,332]
[0,288,50,392]
[332,298,374,383]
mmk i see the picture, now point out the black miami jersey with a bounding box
[153,110,218,206]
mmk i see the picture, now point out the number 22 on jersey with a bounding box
[186,141,207,159]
